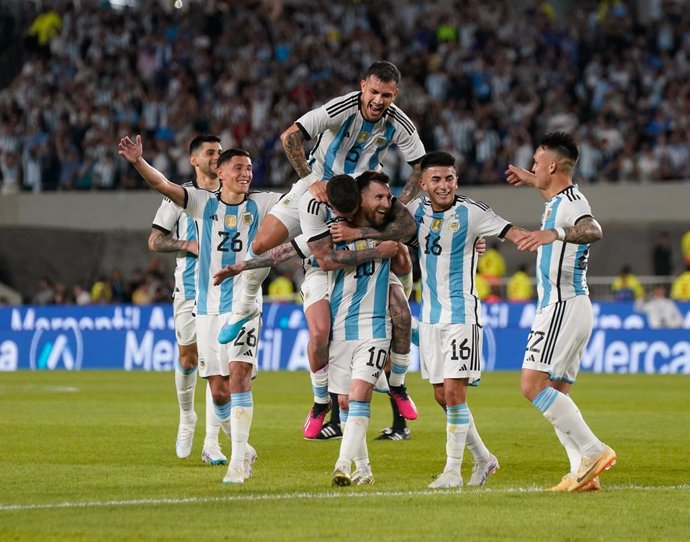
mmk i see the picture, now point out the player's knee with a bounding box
[177,346,198,371]
[433,388,446,408]
[338,395,349,412]
[520,379,540,402]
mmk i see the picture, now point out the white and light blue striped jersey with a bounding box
[296,91,426,180]
[184,189,282,316]
[407,196,511,325]
[536,185,593,309]
[152,181,216,301]
[329,238,391,341]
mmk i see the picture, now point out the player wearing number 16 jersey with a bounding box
[406,151,527,489]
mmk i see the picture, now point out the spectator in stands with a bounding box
[73,284,91,305]
[651,232,673,277]
[671,264,690,302]
[682,230,690,267]
[31,277,54,305]
[611,265,644,302]
[478,241,506,280]
[635,285,684,329]
[267,270,296,303]
[506,264,534,301]
[90,275,112,304]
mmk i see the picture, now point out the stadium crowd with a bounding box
[1,0,690,195]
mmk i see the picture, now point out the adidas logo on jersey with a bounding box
[242,349,254,357]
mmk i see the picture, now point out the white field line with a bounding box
[1,484,688,512]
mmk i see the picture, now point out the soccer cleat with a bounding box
[218,308,259,344]
[332,468,352,487]
[352,467,375,486]
[549,473,601,492]
[428,470,463,489]
[303,401,331,439]
[244,443,257,479]
[222,465,245,485]
[389,385,418,420]
[316,421,343,440]
[568,445,616,492]
[374,427,411,441]
[467,454,500,486]
[175,412,197,459]
[201,444,227,465]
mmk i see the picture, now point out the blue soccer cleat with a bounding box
[218,309,259,344]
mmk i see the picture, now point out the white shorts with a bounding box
[196,313,261,378]
[328,339,391,395]
[522,296,593,384]
[300,267,329,310]
[419,322,482,384]
[267,179,308,241]
[173,296,196,346]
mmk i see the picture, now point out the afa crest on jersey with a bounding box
[448,220,460,232]
[225,215,237,229]
[431,218,443,232]
[356,131,369,144]
[242,213,254,225]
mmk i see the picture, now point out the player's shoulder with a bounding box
[455,194,491,212]
[384,103,417,135]
[322,91,360,118]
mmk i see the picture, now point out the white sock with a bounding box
[388,351,409,387]
[353,432,370,472]
[236,249,270,314]
[465,412,491,462]
[534,387,605,457]
[444,403,470,473]
[229,392,253,469]
[175,363,197,421]
[555,427,582,475]
[214,399,232,439]
[336,401,369,471]
[310,366,329,404]
[204,382,221,445]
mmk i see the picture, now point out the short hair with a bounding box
[365,61,401,84]
[217,148,251,167]
[327,174,359,214]
[421,151,456,171]
[539,131,579,166]
[356,170,390,193]
[188,135,221,155]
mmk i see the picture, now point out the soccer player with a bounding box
[219,61,425,439]
[120,136,278,484]
[505,131,617,492]
[148,135,226,465]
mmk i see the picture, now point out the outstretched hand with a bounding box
[330,221,360,243]
[505,165,536,187]
[118,134,143,163]
[377,240,399,259]
[515,229,558,252]
[212,262,245,285]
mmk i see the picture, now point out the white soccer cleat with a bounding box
[467,454,500,486]
[352,466,374,486]
[428,470,463,489]
[569,445,616,492]
[332,468,352,487]
[244,444,258,479]
[175,412,197,459]
[223,465,245,485]
[201,443,227,465]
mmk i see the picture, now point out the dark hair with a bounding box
[365,61,401,84]
[188,135,221,155]
[356,170,390,193]
[217,148,251,167]
[327,174,359,214]
[421,151,456,171]
[539,131,579,164]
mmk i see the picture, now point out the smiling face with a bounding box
[358,180,392,227]
[420,165,458,211]
[359,75,398,122]
[190,141,222,179]
[217,155,253,197]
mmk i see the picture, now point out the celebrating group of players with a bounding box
[118,60,616,491]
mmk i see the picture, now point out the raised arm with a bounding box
[329,199,416,244]
[212,242,300,285]
[148,229,198,255]
[398,162,422,205]
[308,236,399,271]
[118,135,186,207]
[280,123,329,202]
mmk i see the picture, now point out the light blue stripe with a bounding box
[219,208,238,314]
[412,202,426,317]
[368,123,396,170]
[348,400,370,418]
[371,259,390,339]
[447,403,470,425]
[231,391,253,408]
[539,198,562,309]
[323,115,355,179]
[573,244,588,295]
[391,363,406,375]
[344,120,374,175]
[450,206,469,323]
[197,198,219,315]
[329,269,346,340]
[312,385,328,400]
[426,212,443,324]
[344,266,372,340]
[532,387,558,413]
[214,401,232,420]
[340,410,348,424]
[182,216,197,299]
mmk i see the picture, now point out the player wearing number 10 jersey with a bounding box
[406,151,527,488]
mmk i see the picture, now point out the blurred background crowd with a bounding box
[0,0,689,195]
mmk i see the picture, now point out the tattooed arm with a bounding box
[148,229,198,255]
[280,124,312,179]
[212,242,299,285]
[309,236,399,271]
[515,217,603,253]
[398,162,422,205]
[329,199,416,243]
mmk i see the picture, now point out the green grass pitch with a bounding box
[1,371,688,541]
